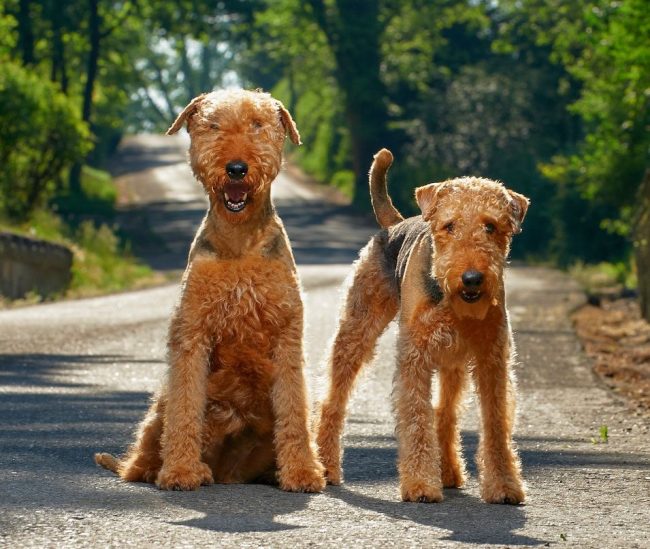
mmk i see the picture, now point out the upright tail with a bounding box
[369,148,404,228]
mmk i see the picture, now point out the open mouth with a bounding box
[460,290,482,303]
[224,192,248,212]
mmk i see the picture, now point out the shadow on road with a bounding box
[162,486,317,533]
[109,142,186,177]
[0,352,318,534]
[330,486,538,545]
[0,353,157,389]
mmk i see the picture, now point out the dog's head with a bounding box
[416,177,529,320]
[167,89,301,223]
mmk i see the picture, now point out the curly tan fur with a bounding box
[95,89,324,493]
[317,148,529,504]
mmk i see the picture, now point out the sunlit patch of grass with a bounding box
[67,221,166,298]
[53,165,117,217]
[569,261,637,294]
[591,424,609,444]
[330,170,355,198]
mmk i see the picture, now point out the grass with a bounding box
[591,425,609,444]
[52,165,117,217]
[1,166,165,305]
[569,260,637,295]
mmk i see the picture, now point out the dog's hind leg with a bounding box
[317,238,399,485]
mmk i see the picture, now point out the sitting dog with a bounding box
[317,148,529,503]
[96,89,325,493]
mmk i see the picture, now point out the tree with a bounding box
[536,0,650,317]
[306,0,396,209]
[0,61,90,219]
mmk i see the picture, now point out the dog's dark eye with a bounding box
[485,222,496,234]
[252,120,263,130]
[210,123,219,130]
[443,222,454,233]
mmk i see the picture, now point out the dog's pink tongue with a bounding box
[224,181,249,202]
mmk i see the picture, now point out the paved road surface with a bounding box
[1,135,648,547]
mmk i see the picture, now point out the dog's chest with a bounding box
[188,257,300,349]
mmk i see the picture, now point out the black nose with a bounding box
[226,161,248,180]
[461,270,484,288]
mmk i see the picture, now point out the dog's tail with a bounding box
[369,148,404,228]
[94,452,121,474]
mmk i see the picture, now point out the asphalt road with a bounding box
[1,135,649,548]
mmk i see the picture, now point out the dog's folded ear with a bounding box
[166,94,207,135]
[415,182,451,222]
[506,190,530,234]
[277,101,301,145]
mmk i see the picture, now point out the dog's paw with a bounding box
[441,464,466,489]
[323,464,342,486]
[279,463,326,493]
[401,480,443,503]
[156,462,213,491]
[481,479,525,504]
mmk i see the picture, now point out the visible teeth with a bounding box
[224,192,230,200]
[225,199,246,212]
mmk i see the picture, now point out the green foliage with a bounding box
[330,170,355,198]
[0,60,90,220]
[53,165,117,218]
[0,10,16,54]
[541,0,650,239]
[70,221,154,295]
[570,261,636,294]
[591,424,609,444]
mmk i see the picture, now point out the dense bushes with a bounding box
[0,61,90,221]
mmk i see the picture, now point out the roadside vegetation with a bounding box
[0,165,162,305]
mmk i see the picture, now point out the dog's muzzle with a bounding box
[460,270,484,303]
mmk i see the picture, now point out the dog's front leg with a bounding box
[472,332,525,504]
[394,330,443,503]
[156,309,214,491]
[271,316,325,493]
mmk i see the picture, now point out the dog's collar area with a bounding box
[460,289,482,303]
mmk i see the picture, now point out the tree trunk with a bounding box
[82,0,101,124]
[17,0,35,65]
[70,0,101,195]
[308,0,397,210]
[635,169,650,322]
[199,42,212,94]
[179,37,197,102]
[50,1,69,93]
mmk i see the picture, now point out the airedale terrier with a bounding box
[317,149,529,504]
[95,89,325,493]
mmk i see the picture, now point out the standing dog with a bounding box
[96,89,325,493]
[317,149,529,503]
